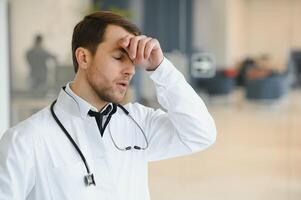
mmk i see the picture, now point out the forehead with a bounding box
[101,25,134,48]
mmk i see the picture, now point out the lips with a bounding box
[117,80,129,86]
[116,80,129,90]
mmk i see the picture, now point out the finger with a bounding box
[144,38,159,60]
[129,35,147,60]
[136,37,153,61]
[118,35,134,62]
[119,35,132,50]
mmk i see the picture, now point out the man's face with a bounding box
[85,25,135,103]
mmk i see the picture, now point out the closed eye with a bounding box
[112,48,132,63]
[113,51,126,60]
[113,56,123,60]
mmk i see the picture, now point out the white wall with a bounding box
[0,0,10,136]
[245,0,301,69]
[193,0,301,69]
[226,0,247,66]
[10,0,91,90]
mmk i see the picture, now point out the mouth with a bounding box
[116,81,129,91]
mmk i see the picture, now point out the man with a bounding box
[0,11,216,200]
[26,34,57,91]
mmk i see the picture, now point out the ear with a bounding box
[75,47,91,70]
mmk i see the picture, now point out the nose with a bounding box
[123,63,135,77]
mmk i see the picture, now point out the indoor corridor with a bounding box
[149,90,301,200]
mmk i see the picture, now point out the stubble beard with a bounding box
[89,81,125,104]
[86,69,127,104]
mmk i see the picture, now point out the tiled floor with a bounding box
[149,89,301,200]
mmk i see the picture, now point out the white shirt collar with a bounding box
[56,82,114,119]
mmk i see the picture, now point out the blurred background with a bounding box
[1,0,301,199]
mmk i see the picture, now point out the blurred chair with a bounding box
[194,70,237,95]
[245,72,288,100]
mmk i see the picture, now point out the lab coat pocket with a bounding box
[49,161,88,199]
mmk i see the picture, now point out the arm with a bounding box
[0,128,35,199]
[119,35,216,161]
[144,58,216,161]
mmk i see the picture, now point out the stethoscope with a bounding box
[50,88,149,186]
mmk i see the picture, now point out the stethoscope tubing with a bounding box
[50,100,92,175]
[50,93,149,186]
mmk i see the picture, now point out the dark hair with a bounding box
[72,11,141,73]
[35,34,43,45]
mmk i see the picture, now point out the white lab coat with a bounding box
[0,58,216,200]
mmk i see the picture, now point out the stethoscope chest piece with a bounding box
[84,173,96,186]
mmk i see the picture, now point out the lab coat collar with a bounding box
[55,83,114,119]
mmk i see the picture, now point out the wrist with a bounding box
[146,56,164,71]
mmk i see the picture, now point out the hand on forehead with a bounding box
[118,35,133,48]
[118,35,153,60]
[116,34,163,70]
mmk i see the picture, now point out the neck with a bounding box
[70,73,107,111]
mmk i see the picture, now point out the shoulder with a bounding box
[1,107,52,146]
